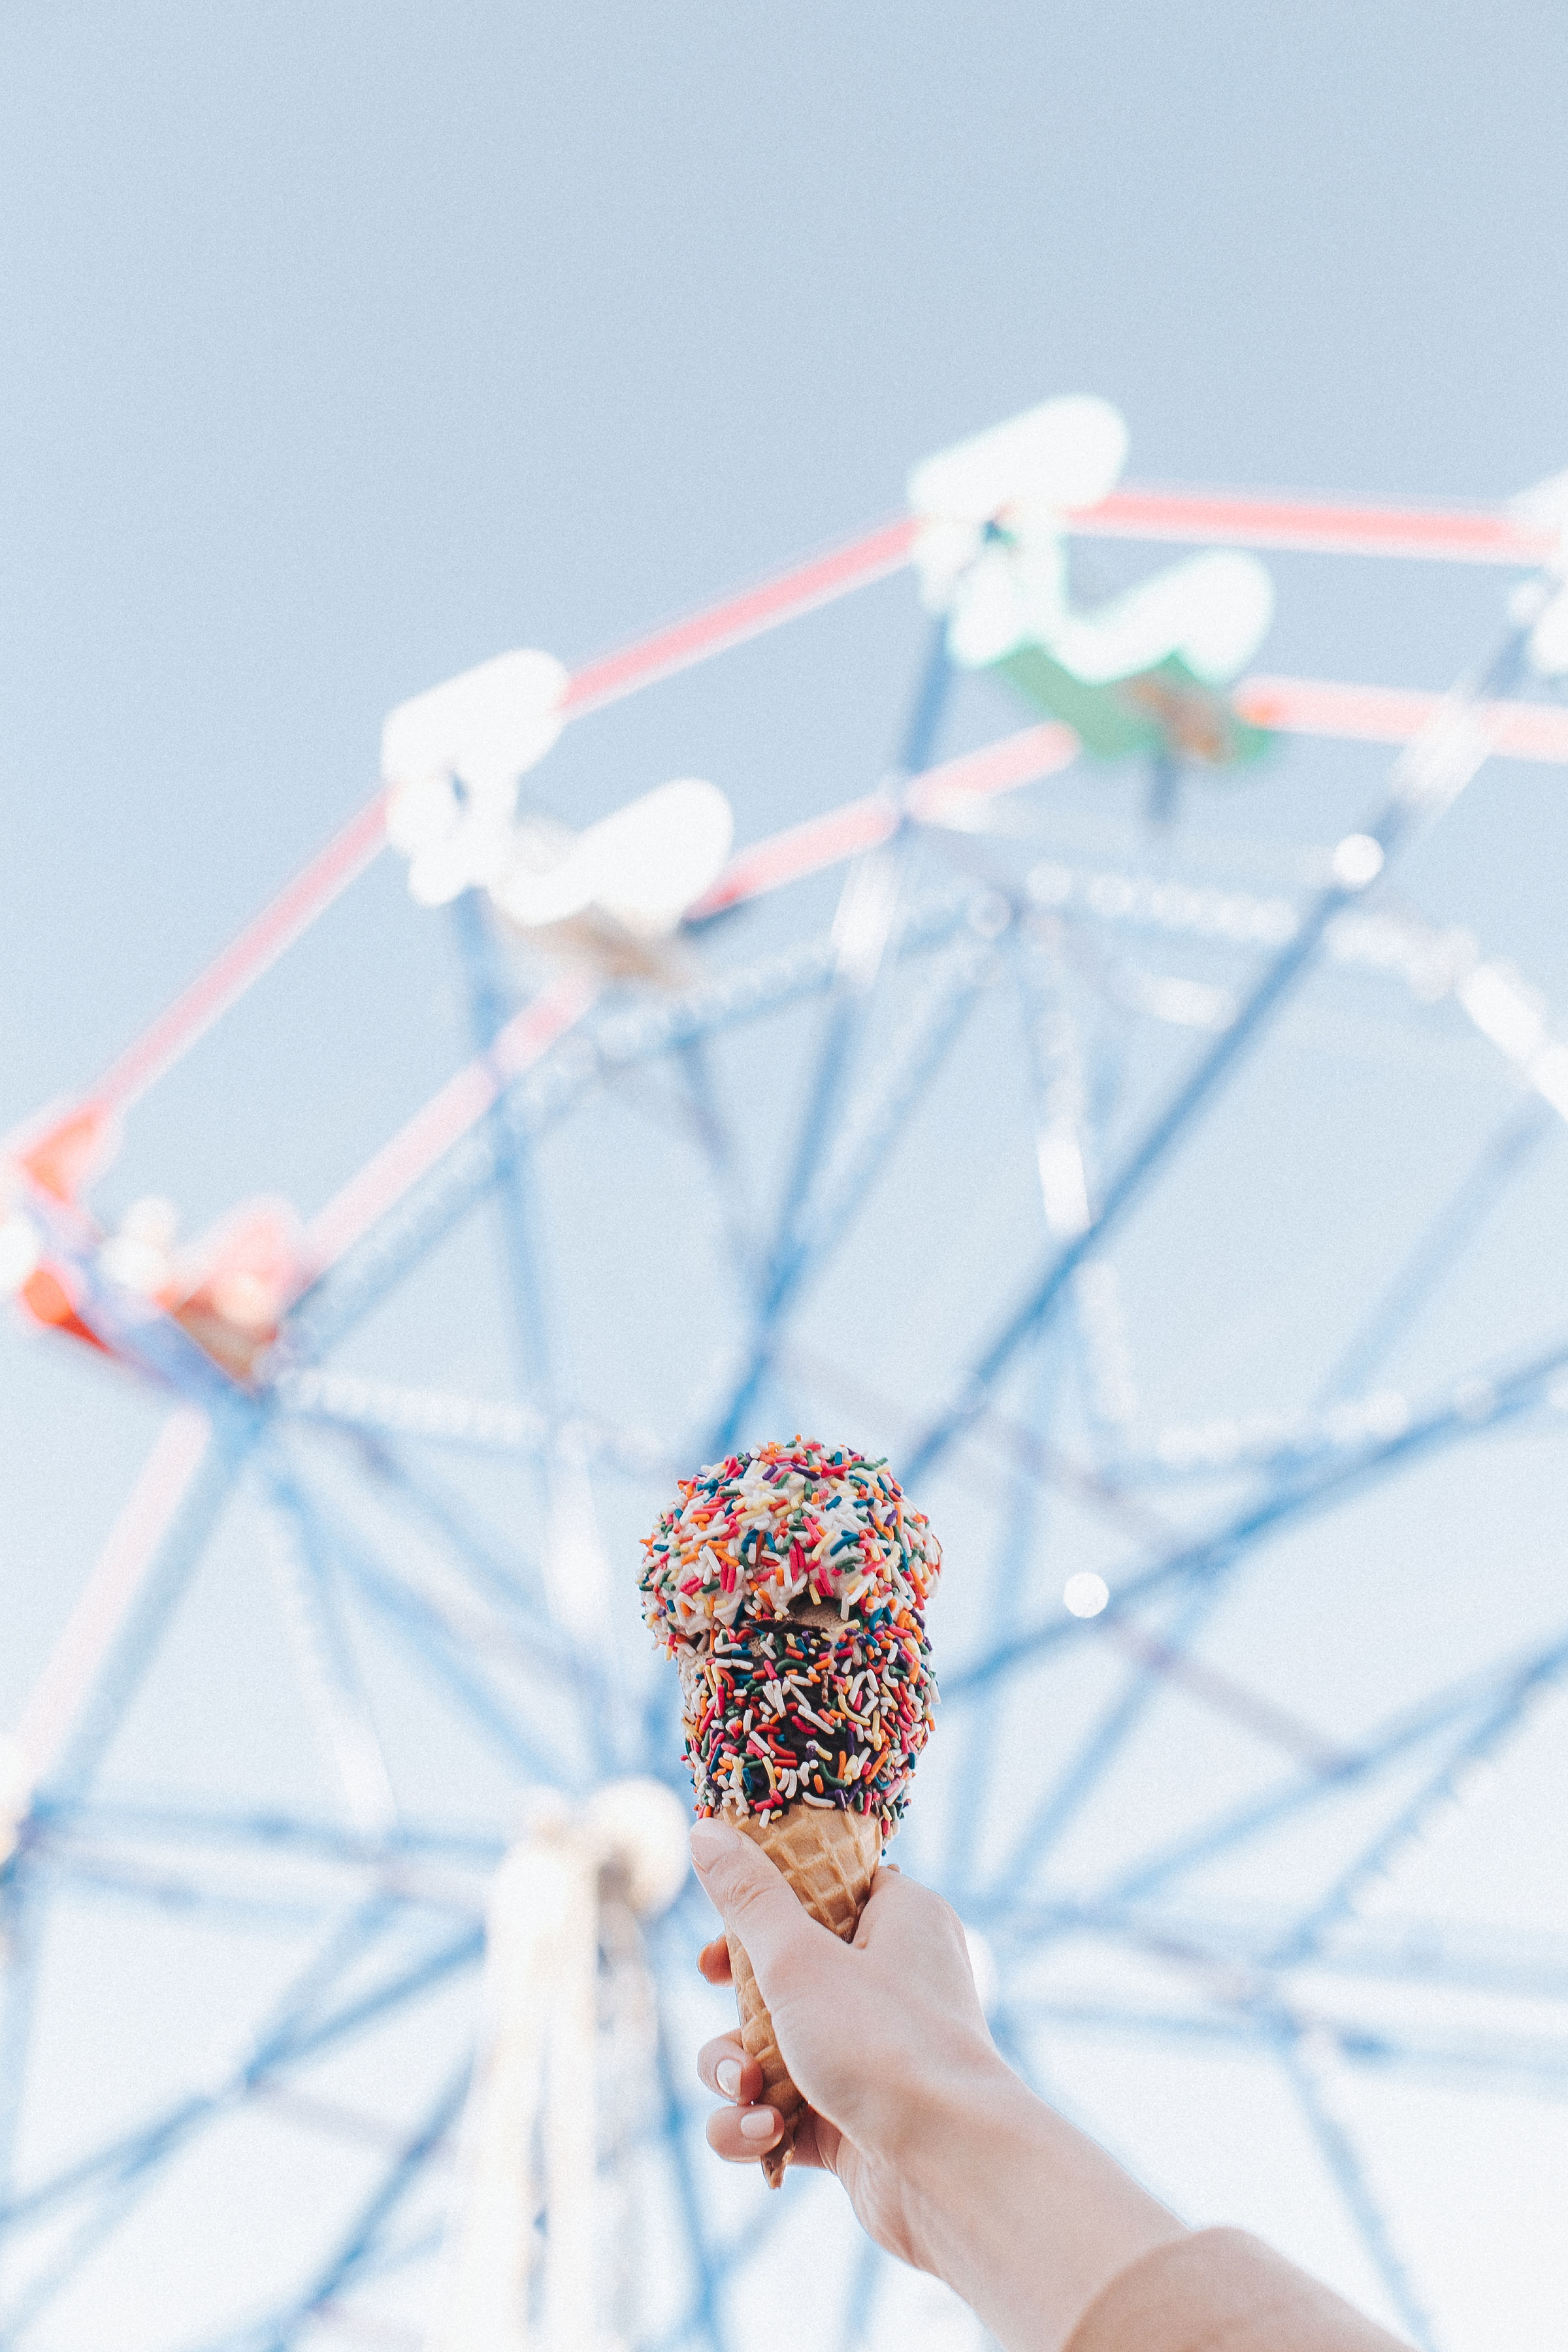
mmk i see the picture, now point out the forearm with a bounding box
[691,1834,1407,2352]
[907,2056,1186,2352]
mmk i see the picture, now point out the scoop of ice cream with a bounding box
[639,1436,942,1830]
[638,1436,941,1652]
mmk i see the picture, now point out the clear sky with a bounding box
[3,7,1567,2350]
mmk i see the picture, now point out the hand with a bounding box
[692,1831,992,2273]
[689,1816,1184,2352]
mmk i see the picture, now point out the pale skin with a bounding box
[691,1816,1186,2352]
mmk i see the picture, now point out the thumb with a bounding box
[689,1818,843,2001]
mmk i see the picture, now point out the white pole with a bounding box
[543,1840,598,2352]
[432,1843,563,2352]
[427,1782,688,2352]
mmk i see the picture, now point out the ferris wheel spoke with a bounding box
[941,1322,1568,1706]
[0,1907,476,2337]
[994,1584,1230,1900]
[783,1328,1541,1844]
[1011,936,1141,1456]
[33,1427,248,1811]
[3,2147,191,2342]
[324,1439,622,1754]
[15,1845,336,1929]
[904,623,1537,1490]
[781,1338,1177,1555]
[448,891,558,1414]
[1097,1614,1568,1921]
[1275,2031,1437,2352]
[0,1884,41,2278]
[34,1796,501,1880]
[328,1435,562,1646]
[299,971,600,1290]
[284,892,973,1396]
[299,1502,574,1788]
[785,938,994,1283]
[1318,1096,1560,1405]
[673,1034,764,1305]
[706,630,955,1456]
[1264,1637,1568,1973]
[979,1540,1358,1909]
[703,933,991,1456]
[282,930,850,1367]
[9,1411,210,1787]
[274,1369,674,1505]
[940,1325,1066,1901]
[1005,1997,1568,2094]
[262,1462,404,1838]
[237,2061,470,2352]
[14,1821,482,1942]
[688,717,1078,926]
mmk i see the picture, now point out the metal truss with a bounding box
[3,478,1568,2352]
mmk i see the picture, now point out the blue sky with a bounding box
[3,7,1568,2349]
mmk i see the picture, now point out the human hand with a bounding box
[690,1817,1185,2349]
[689,1815,1002,2275]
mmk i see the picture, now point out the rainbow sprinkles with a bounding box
[639,1436,941,1833]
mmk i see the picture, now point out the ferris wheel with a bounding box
[3,396,1568,2352]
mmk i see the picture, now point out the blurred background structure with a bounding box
[3,8,1567,2350]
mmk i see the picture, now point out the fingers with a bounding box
[698,2023,779,2167]
[689,1820,843,2001]
[705,2101,784,2163]
[702,2098,838,2172]
[696,2033,764,2103]
[697,1936,732,1985]
[696,2014,839,2178]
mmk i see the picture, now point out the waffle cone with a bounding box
[725,1805,881,2188]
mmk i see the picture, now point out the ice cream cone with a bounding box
[640,1440,941,2185]
[725,1805,881,2187]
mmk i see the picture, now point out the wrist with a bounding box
[900,2046,1041,2257]
[902,2050,1184,2352]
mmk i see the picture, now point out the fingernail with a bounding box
[716,2059,741,2097]
[740,2107,778,2142]
[690,1819,736,1867]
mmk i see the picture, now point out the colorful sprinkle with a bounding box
[639,1435,941,1834]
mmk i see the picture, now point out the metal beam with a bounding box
[1320,1097,1556,1401]
[258,2063,471,2352]
[706,621,954,1453]
[903,628,1531,1488]
[1278,2033,1437,2350]
[940,1324,1568,1705]
[0,1917,478,2237]
[449,890,554,1407]
[282,904,970,1369]
[704,930,990,1453]
[1094,1614,1568,1916]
